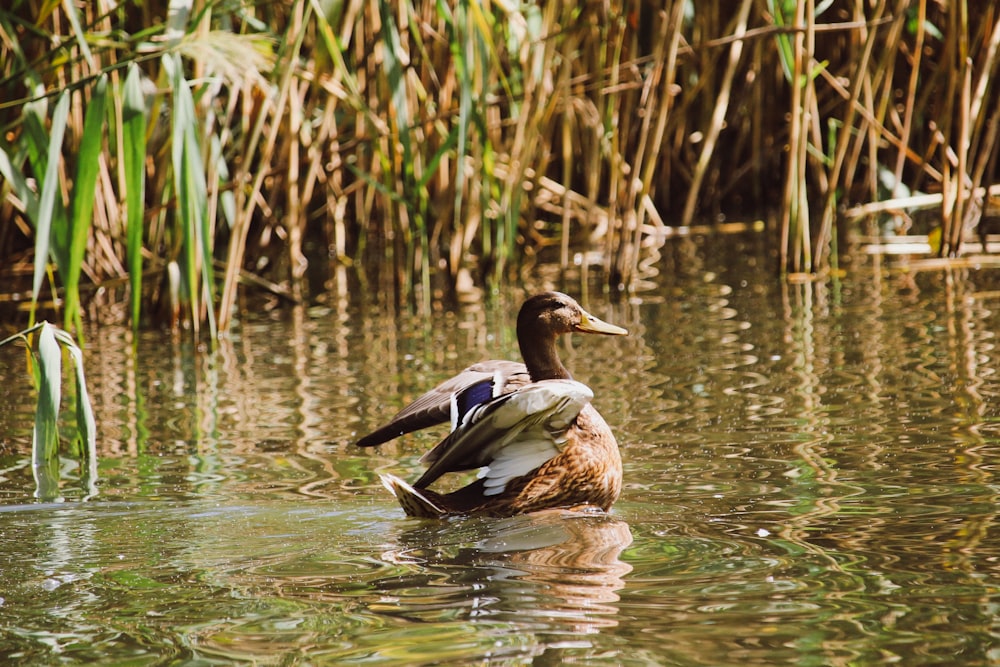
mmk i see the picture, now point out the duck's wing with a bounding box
[356,359,528,447]
[414,379,594,492]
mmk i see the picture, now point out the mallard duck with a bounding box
[357,291,628,518]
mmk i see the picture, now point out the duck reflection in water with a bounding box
[375,509,633,636]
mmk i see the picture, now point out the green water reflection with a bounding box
[1,234,1000,665]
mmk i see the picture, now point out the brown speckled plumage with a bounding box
[360,292,627,519]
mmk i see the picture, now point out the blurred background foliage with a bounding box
[1,0,999,334]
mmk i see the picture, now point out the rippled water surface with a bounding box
[2,235,1000,665]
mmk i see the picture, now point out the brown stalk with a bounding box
[891,0,925,197]
[218,0,304,332]
[815,0,888,272]
[682,0,752,229]
[622,4,681,284]
[947,59,972,256]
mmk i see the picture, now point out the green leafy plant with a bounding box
[0,322,97,501]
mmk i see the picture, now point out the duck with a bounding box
[356,291,628,518]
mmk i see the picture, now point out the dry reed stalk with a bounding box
[891,0,925,198]
[936,2,964,256]
[814,0,888,275]
[287,79,304,302]
[778,0,810,275]
[620,2,682,284]
[218,2,304,332]
[497,1,558,276]
[946,60,972,256]
[608,4,674,284]
[815,66,941,183]
[682,0,752,228]
[860,6,907,205]
[560,89,573,272]
[639,4,683,210]
[962,9,1000,249]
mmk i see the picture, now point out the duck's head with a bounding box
[517,292,627,381]
[517,291,628,338]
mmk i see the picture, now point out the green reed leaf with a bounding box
[31,90,70,325]
[53,326,98,495]
[21,89,52,175]
[65,74,108,335]
[60,0,95,68]
[122,64,148,330]
[379,0,412,173]
[167,54,201,331]
[767,0,794,84]
[166,54,217,338]
[32,322,62,500]
[0,142,37,220]
[210,133,235,229]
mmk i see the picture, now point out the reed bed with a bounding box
[1,0,999,333]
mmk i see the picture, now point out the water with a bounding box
[2,234,1000,665]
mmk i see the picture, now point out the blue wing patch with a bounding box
[453,378,496,426]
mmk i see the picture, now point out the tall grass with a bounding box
[0,1,999,334]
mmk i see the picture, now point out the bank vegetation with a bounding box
[1,0,999,334]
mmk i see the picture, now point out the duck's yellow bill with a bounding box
[576,310,628,336]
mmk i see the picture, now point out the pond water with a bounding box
[1,233,1000,665]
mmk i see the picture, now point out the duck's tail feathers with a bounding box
[380,474,448,518]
